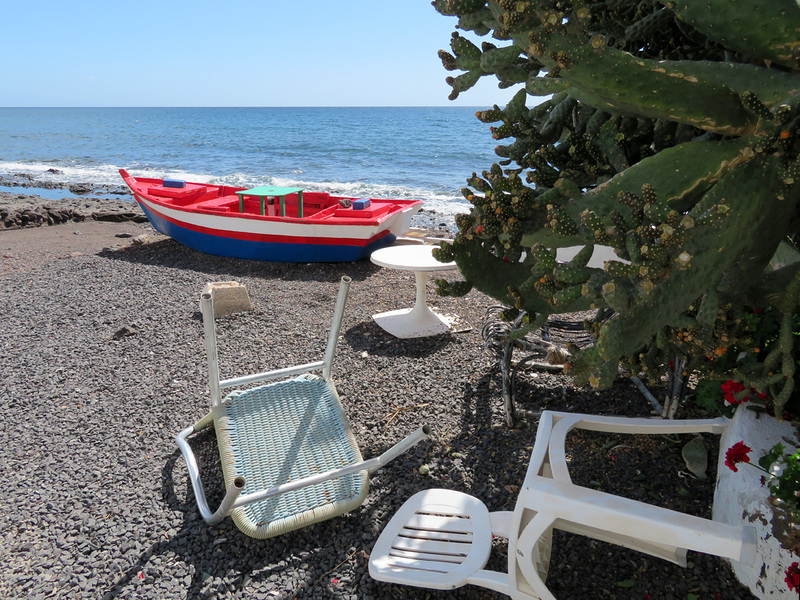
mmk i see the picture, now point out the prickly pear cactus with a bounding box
[432,0,800,413]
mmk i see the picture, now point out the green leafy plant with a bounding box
[759,443,800,515]
[693,378,728,414]
[432,0,800,414]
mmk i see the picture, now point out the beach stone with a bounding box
[0,190,146,229]
[112,325,138,340]
[68,183,93,195]
[131,234,151,245]
[202,281,253,318]
[93,210,144,222]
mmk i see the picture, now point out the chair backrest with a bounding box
[199,276,352,407]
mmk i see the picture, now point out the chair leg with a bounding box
[542,412,729,483]
[175,421,245,525]
[513,513,559,600]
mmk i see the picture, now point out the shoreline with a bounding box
[0,172,131,195]
[0,187,458,233]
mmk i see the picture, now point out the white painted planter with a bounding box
[713,405,799,599]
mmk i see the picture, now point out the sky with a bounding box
[1,0,522,108]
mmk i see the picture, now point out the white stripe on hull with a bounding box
[136,195,410,241]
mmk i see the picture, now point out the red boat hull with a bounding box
[120,170,423,262]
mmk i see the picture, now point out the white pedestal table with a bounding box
[370,245,457,338]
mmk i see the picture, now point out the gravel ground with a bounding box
[0,193,757,599]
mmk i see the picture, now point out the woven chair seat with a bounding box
[215,374,367,538]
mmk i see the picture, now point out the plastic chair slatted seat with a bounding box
[370,410,757,599]
[371,489,509,593]
[177,276,429,538]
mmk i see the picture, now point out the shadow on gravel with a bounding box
[97,239,382,283]
[101,430,245,599]
[459,366,505,430]
[101,432,222,599]
[343,320,459,358]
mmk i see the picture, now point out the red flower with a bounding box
[721,380,749,405]
[725,441,752,472]
[786,562,799,592]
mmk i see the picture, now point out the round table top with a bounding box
[370,244,456,272]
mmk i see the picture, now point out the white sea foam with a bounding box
[0,161,121,185]
[0,161,216,187]
[0,161,472,216]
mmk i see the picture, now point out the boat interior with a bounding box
[144,181,401,221]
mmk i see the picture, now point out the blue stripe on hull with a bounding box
[140,203,395,263]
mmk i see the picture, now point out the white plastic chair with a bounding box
[369,411,757,598]
[176,276,430,538]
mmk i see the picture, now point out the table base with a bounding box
[372,305,454,339]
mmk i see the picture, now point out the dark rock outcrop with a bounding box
[0,191,146,229]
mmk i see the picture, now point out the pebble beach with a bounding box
[0,192,758,599]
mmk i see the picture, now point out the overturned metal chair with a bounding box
[482,306,691,425]
[177,276,429,538]
[481,306,613,427]
[370,411,756,598]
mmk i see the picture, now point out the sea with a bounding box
[0,107,500,221]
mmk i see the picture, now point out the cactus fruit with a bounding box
[434,0,800,413]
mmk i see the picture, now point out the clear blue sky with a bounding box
[1,1,520,107]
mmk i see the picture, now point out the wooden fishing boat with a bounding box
[119,169,423,262]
